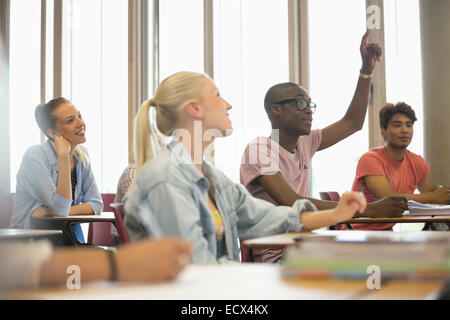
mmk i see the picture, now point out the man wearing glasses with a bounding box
[240,30,408,263]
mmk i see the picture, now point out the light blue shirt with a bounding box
[125,141,316,264]
[10,141,103,229]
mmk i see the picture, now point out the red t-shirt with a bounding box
[349,146,430,230]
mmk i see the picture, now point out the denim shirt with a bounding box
[125,141,316,264]
[10,141,103,229]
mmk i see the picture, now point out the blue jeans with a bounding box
[71,223,85,243]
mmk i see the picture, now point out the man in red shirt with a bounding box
[351,102,450,230]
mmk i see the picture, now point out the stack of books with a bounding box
[281,232,450,280]
[407,200,450,215]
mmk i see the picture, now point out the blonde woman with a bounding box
[125,71,366,263]
[10,98,103,242]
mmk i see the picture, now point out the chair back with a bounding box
[101,193,116,212]
[111,203,130,244]
[240,239,253,263]
[87,193,116,246]
[319,191,340,201]
[0,194,14,228]
[319,192,332,201]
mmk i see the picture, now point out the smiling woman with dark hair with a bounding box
[10,98,103,242]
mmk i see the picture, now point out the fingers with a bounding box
[392,196,409,209]
[366,43,382,60]
[159,237,192,256]
[31,207,52,217]
[31,208,44,217]
[361,28,370,48]
[155,238,192,277]
[377,46,382,60]
[341,191,367,213]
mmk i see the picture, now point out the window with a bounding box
[384,0,424,231]
[308,0,367,197]
[384,0,423,155]
[9,0,41,192]
[62,0,128,193]
[213,0,289,182]
[159,0,204,81]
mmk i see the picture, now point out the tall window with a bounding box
[213,0,289,182]
[384,0,423,155]
[384,0,424,231]
[309,0,367,197]
[62,0,128,193]
[159,0,204,81]
[9,0,41,192]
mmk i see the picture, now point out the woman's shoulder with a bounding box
[134,150,181,189]
[22,143,52,163]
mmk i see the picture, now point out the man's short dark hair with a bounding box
[379,102,417,129]
[264,82,299,116]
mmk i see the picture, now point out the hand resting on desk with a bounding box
[360,196,408,218]
[31,207,58,218]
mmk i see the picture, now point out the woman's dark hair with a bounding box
[379,102,417,129]
[35,97,71,140]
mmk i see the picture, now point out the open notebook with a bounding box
[408,200,450,216]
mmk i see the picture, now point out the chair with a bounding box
[111,203,130,244]
[0,194,14,228]
[87,193,116,246]
[239,239,253,263]
[319,191,340,201]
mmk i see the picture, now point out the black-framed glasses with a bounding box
[274,97,316,114]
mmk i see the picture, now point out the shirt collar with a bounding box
[43,140,81,167]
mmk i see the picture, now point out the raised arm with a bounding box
[319,29,382,151]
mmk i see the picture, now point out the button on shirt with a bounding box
[125,140,316,264]
[10,141,103,229]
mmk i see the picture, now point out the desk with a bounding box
[345,214,450,224]
[3,264,445,300]
[33,212,115,222]
[0,228,62,240]
[242,230,450,249]
[31,213,115,247]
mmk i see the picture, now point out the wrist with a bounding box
[57,152,71,160]
[329,209,342,225]
[360,65,373,76]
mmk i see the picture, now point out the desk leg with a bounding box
[423,222,450,231]
[31,218,74,246]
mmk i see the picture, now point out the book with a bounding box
[281,232,450,280]
[407,200,450,216]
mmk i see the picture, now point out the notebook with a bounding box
[281,232,450,280]
[407,200,450,216]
